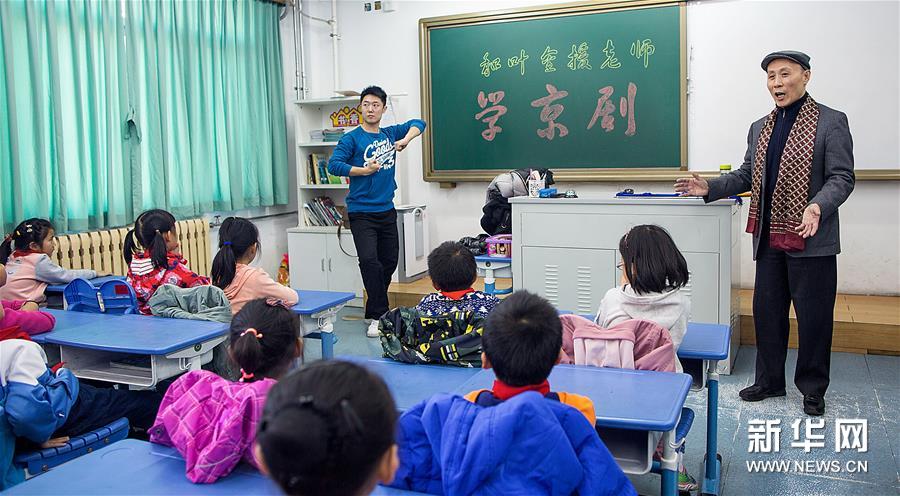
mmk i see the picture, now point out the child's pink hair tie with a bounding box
[239,368,255,382]
[240,328,263,339]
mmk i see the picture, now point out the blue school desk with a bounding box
[473,255,512,296]
[33,309,228,387]
[575,314,730,495]
[678,322,731,496]
[455,365,691,496]
[3,439,425,495]
[347,357,481,411]
[291,289,355,359]
[44,275,126,294]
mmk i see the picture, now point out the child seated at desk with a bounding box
[593,224,696,491]
[255,360,399,496]
[594,224,689,373]
[0,218,100,304]
[0,263,55,336]
[0,301,56,336]
[416,241,500,318]
[391,290,634,495]
[211,217,298,315]
[149,298,303,483]
[0,339,161,490]
[124,209,210,315]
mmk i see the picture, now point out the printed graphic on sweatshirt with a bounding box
[364,137,396,171]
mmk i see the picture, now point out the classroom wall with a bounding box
[282,0,900,295]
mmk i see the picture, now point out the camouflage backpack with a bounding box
[379,307,484,367]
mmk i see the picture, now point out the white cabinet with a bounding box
[510,196,741,373]
[287,229,363,297]
[521,246,617,315]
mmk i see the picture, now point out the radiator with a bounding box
[50,218,211,277]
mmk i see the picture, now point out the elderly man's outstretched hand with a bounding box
[674,173,710,197]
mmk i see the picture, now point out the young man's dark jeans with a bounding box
[348,209,399,320]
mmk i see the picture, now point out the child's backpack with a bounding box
[480,168,554,235]
[379,307,484,367]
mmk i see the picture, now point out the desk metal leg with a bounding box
[322,332,335,359]
[483,268,496,295]
[660,428,679,496]
[701,359,722,495]
[311,305,342,360]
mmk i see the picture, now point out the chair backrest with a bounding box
[63,279,137,314]
[98,280,138,315]
[63,279,104,313]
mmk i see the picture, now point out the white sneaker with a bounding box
[366,319,381,338]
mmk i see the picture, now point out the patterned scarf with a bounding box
[745,96,819,251]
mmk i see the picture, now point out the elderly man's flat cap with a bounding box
[761,50,811,71]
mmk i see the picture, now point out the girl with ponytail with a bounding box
[124,209,209,315]
[211,217,297,315]
[150,298,303,483]
[0,218,100,304]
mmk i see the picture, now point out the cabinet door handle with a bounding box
[321,258,325,272]
[328,258,333,272]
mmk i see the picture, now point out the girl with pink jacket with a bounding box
[211,217,298,316]
[149,298,303,483]
[0,219,99,304]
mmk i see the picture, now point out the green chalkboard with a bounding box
[420,2,686,182]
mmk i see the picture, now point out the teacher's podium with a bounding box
[509,196,741,373]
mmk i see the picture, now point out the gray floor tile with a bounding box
[867,354,900,390]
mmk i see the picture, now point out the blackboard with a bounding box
[419,2,686,182]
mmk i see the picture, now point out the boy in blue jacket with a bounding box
[391,291,636,495]
[0,339,160,489]
[328,86,426,338]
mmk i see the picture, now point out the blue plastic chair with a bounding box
[97,280,138,314]
[13,417,130,475]
[63,278,137,315]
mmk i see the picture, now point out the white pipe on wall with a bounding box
[294,1,309,100]
[331,0,340,91]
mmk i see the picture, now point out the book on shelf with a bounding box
[306,152,349,185]
[303,196,345,227]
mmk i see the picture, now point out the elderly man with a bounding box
[675,51,854,416]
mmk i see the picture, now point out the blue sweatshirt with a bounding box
[327,119,426,213]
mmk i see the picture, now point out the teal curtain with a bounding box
[0,0,288,233]
[0,0,130,233]
[123,0,289,219]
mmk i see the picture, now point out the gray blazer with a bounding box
[706,101,855,259]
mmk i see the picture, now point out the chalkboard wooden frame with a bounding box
[419,0,688,183]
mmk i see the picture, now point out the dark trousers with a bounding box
[752,241,837,397]
[348,209,399,320]
[55,383,162,437]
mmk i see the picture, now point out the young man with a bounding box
[328,86,427,337]
[415,241,500,317]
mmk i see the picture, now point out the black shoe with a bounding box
[739,384,787,402]
[803,395,825,416]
